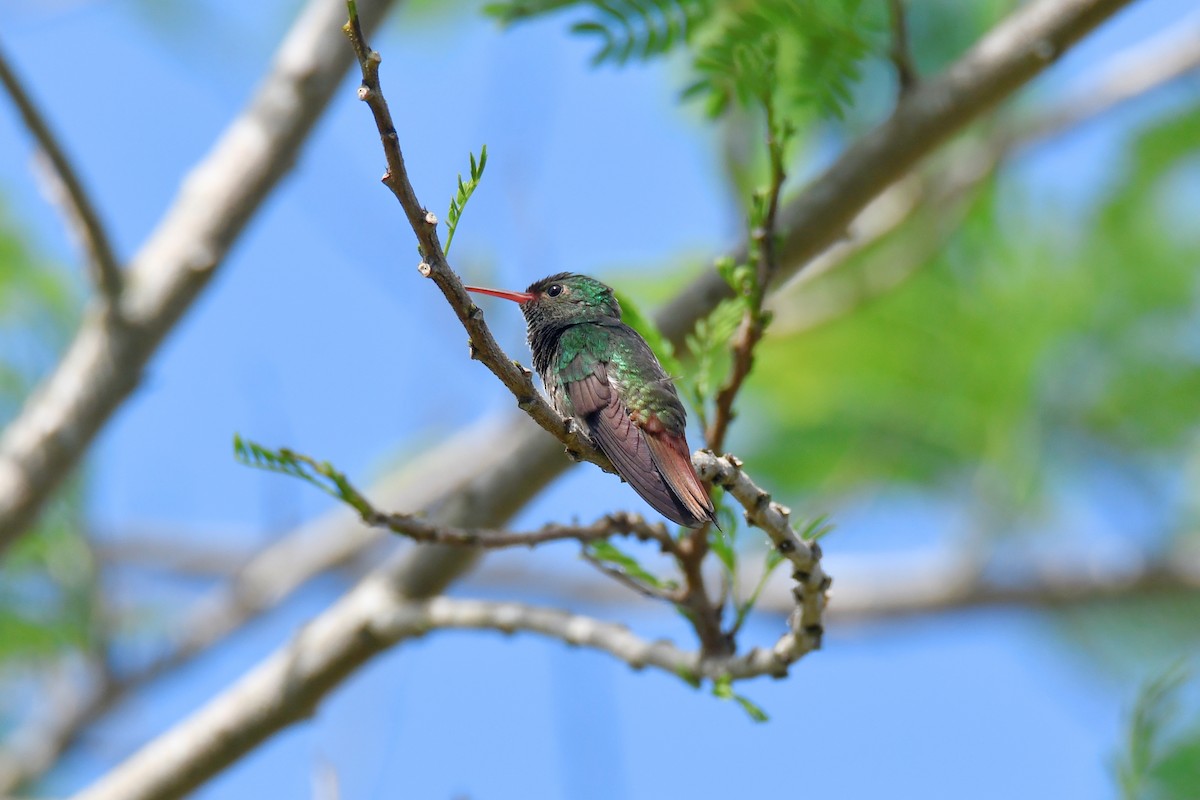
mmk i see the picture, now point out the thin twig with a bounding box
[0,39,122,307]
[887,0,919,96]
[685,93,791,656]
[369,507,676,551]
[342,3,610,474]
[374,595,817,680]
[705,96,787,455]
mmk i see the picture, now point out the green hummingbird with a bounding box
[465,273,716,528]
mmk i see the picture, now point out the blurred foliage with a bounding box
[485,0,882,120]
[1113,663,1200,800]
[0,207,90,676]
[741,106,1200,518]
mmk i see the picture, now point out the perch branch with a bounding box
[343,4,610,473]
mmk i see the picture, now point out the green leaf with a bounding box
[711,675,769,722]
[444,144,488,256]
[233,435,372,518]
[799,513,834,541]
[1115,662,1191,800]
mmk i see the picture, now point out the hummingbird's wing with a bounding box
[562,351,714,529]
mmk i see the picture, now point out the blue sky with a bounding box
[2,0,1197,797]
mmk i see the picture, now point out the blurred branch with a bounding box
[769,11,1200,336]
[0,0,400,549]
[97,535,257,578]
[1016,16,1200,148]
[886,0,919,96]
[0,39,122,306]
[343,3,610,473]
[474,544,1200,626]
[814,549,1200,623]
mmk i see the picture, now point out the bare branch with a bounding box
[342,5,610,473]
[0,39,122,306]
[0,0,401,549]
[369,507,674,551]
[887,0,919,96]
[796,548,1200,623]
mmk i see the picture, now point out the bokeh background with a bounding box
[2,0,1200,797]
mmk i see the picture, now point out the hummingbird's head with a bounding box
[465,272,622,331]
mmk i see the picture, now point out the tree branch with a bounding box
[0,0,401,549]
[342,4,610,473]
[0,39,122,306]
[369,507,674,551]
[705,94,788,455]
[887,0,919,96]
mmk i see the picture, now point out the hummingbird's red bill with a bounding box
[464,285,535,303]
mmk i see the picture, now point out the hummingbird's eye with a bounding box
[546,284,563,297]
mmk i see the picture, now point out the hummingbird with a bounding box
[465,273,717,528]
